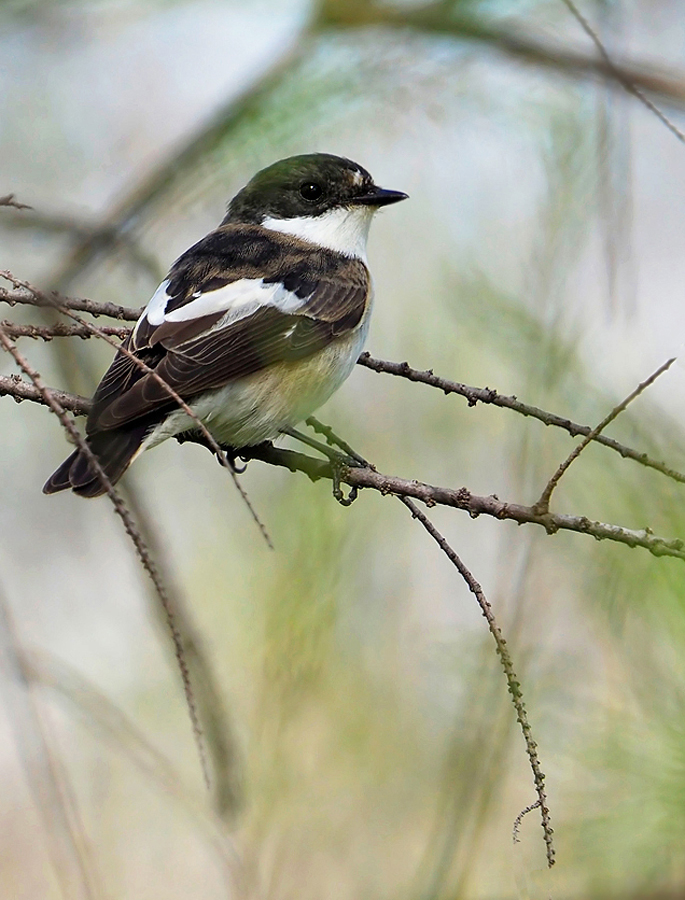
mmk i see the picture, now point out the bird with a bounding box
[43,153,408,498]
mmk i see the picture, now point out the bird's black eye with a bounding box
[300,182,324,202]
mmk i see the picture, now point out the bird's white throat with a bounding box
[262,205,375,260]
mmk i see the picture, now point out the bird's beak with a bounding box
[353,186,409,207]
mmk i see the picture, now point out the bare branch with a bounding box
[0,373,89,414]
[399,497,554,867]
[6,317,681,489]
[0,193,32,211]
[535,357,676,513]
[1,320,130,341]
[0,281,141,321]
[223,442,685,563]
[2,370,684,561]
[358,353,685,485]
[0,322,211,793]
[295,417,555,865]
[560,0,685,144]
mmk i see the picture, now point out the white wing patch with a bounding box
[140,277,309,332]
[145,278,172,326]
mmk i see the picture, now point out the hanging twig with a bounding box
[398,497,555,868]
[0,322,211,793]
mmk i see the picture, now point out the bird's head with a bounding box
[223,153,407,259]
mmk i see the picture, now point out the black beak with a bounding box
[353,186,409,207]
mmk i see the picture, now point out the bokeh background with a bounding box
[3,1,685,897]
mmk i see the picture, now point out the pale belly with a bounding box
[142,319,368,451]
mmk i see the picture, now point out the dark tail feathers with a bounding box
[43,427,148,498]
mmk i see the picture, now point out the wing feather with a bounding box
[87,226,369,434]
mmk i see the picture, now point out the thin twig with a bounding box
[513,800,541,844]
[0,193,32,211]
[0,322,211,793]
[535,357,675,513]
[0,271,273,550]
[398,497,555,867]
[560,0,685,144]
[358,353,685,486]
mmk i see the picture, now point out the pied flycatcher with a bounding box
[44,153,407,497]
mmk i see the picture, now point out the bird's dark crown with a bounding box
[222,153,378,225]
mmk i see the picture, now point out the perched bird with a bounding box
[44,153,407,497]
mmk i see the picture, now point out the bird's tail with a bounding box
[43,426,148,498]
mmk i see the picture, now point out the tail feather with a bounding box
[43,449,80,495]
[43,427,148,498]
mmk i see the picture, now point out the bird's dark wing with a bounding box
[87,225,369,434]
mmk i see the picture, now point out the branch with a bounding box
[1,320,130,341]
[0,283,141,321]
[0,193,32,211]
[2,304,682,488]
[6,317,681,488]
[3,374,684,561]
[226,443,685,563]
[0,373,89,414]
[301,417,555,865]
[357,353,685,486]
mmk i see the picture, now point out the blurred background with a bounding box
[2,0,685,897]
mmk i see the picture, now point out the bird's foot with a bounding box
[282,423,365,506]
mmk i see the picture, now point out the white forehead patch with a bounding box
[351,170,364,186]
